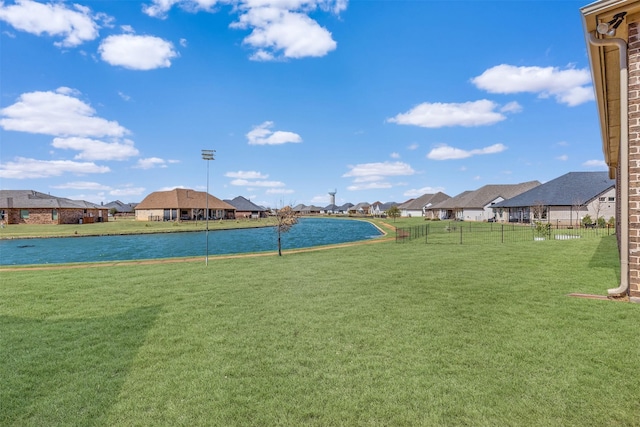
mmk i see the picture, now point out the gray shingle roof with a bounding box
[430,181,540,209]
[0,190,104,209]
[492,172,614,208]
[224,196,266,212]
[398,192,450,210]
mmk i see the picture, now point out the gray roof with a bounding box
[492,172,615,208]
[398,192,451,210]
[430,181,540,210]
[338,203,353,211]
[104,200,137,212]
[0,190,104,209]
[224,196,266,212]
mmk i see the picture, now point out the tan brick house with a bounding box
[0,190,108,225]
[135,188,236,221]
[582,0,640,301]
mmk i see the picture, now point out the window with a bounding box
[52,209,58,220]
[599,197,606,202]
[20,209,29,219]
[608,197,615,202]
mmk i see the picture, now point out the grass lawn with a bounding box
[1,229,639,426]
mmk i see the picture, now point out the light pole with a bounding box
[201,149,215,265]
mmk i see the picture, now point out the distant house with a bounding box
[397,192,451,218]
[370,201,399,217]
[0,190,108,225]
[224,196,267,219]
[301,205,322,215]
[491,172,615,226]
[337,203,354,215]
[349,202,371,216]
[135,188,235,221]
[322,203,339,214]
[104,200,137,215]
[427,181,540,222]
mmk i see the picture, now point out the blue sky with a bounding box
[0,0,604,208]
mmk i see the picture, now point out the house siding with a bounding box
[629,21,640,299]
[3,207,107,225]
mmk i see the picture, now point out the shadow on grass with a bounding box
[589,235,620,282]
[0,305,160,425]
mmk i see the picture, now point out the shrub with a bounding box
[597,216,606,228]
[581,214,593,226]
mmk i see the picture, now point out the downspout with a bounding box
[587,32,629,296]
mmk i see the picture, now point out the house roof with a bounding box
[430,181,540,210]
[0,190,104,209]
[104,200,137,212]
[135,188,235,210]
[224,196,266,212]
[492,172,615,208]
[398,192,451,210]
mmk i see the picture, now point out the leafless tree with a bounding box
[572,198,585,227]
[531,200,546,223]
[276,205,298,256]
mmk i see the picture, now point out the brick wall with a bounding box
[4,208,108,225]
[628,21,640,298]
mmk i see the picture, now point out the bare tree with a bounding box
[276,205,298,256]
[572,198,585,227]
[531,200,546,223]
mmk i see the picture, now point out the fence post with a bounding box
[501,224,504,243]
[460,225,463,244]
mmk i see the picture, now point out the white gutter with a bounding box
[587,32,629,296]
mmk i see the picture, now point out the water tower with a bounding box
[328,189,337,206]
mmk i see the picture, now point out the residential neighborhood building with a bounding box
[427,181,540,222]
[104,200,137,216]
[582,0,640,301]
[0,190,108,225]
[135,188,235,221]
[224,196,267,219]
[349,202,371,216]
[492,172,615,226]
[369,201,399,217]
[397,192,451,218]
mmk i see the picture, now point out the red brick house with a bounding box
[0,190,108,225]
[582,0,640,302]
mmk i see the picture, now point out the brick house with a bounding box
[135,188,236,221]
[0,190,108,225]
[582,0,640,301]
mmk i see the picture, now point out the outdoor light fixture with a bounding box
[597,12,627,36]
[202,149,215,265]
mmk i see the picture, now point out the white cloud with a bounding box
[471,64,594,106]
[0,0,101,47]
[343,161,415,179]
[246,121,302,145]
[110,187,146,196]
[343,161,415,191]
[99,34,178,70]
[143,0,342,60]
[233,7,337,60]
[0,88,129,137]
[134,157,170,169]
[0,157,110,179]
[52,181,111,190]
[500,101,522,113]
[118,91,132,101]
[52,137,139,161]
[427,143,507,160]
[407,143,419,151]
[230,178,285,187]
[387,100,510,128]
[583,159,607,169]
[266,188,295,194]
[225,170,269,179]
[556,154,568,161]
[403,186,445,198]
[390,152,400,159]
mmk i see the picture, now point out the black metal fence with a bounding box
[396,222,614,244]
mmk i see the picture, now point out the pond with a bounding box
[0,218,383,266]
